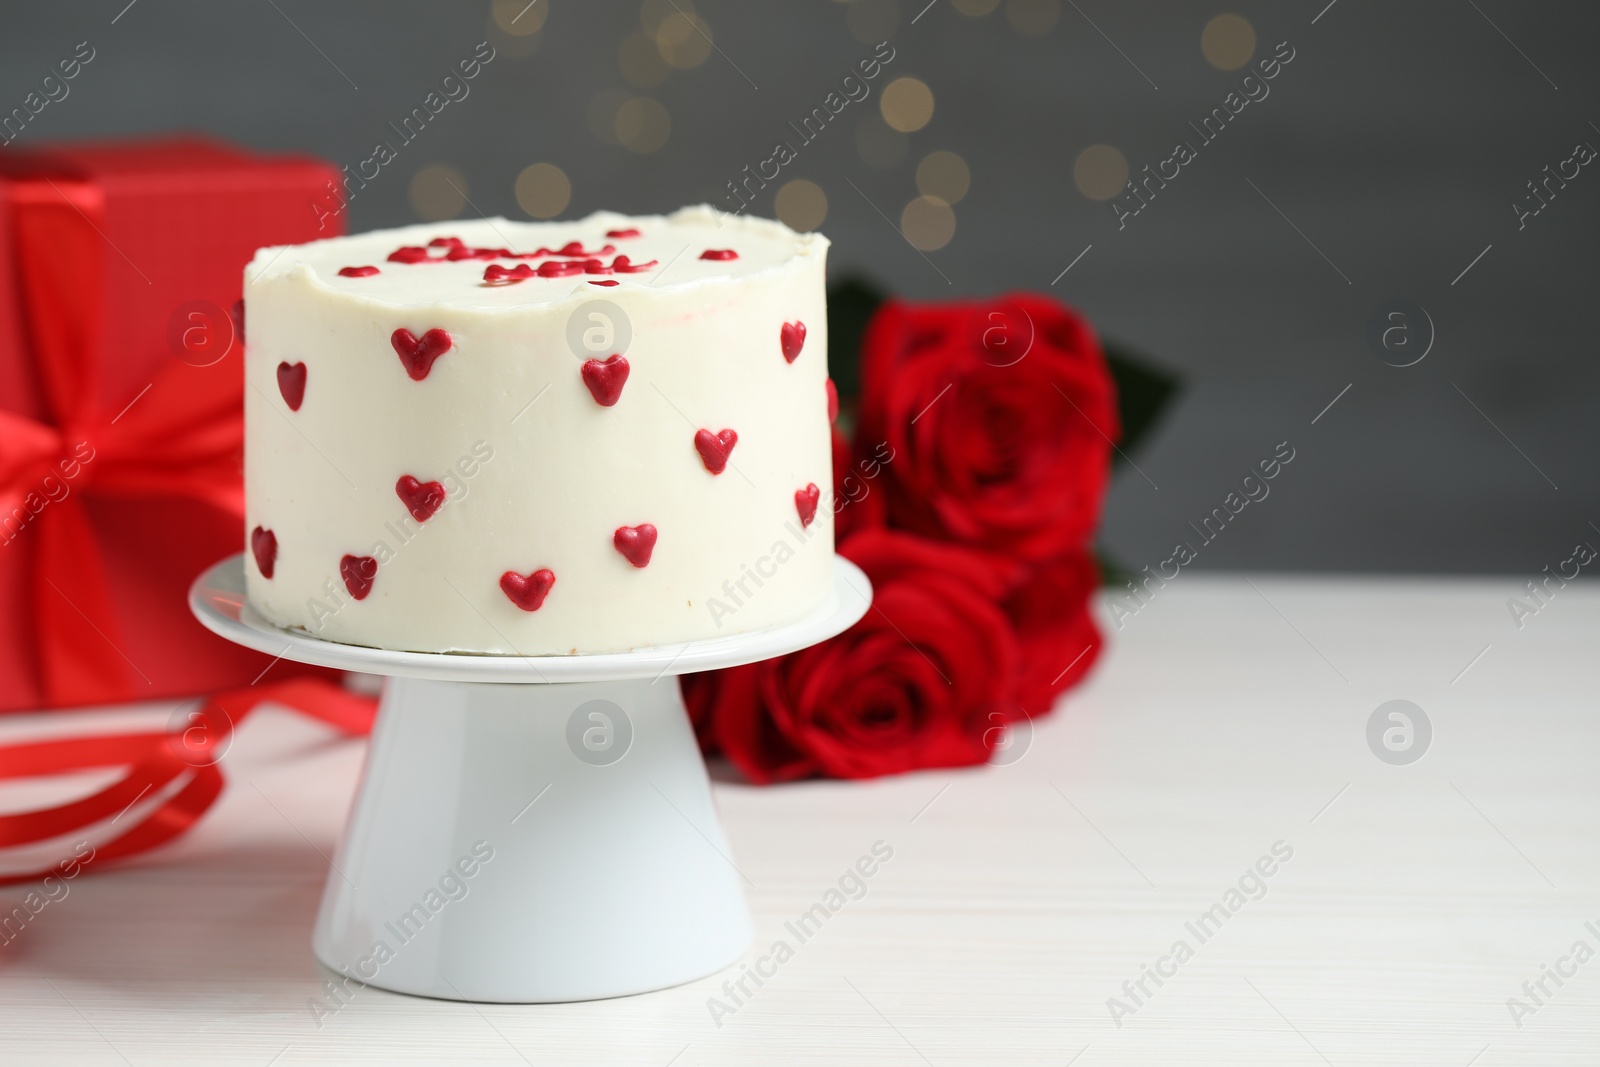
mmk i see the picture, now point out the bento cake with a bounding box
[242,206,833,654]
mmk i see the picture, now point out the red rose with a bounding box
[700,528,1020,782]
[679,668,720,757]
[1002,551,1102,718]
[855,293,1118,560]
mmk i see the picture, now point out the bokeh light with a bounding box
[1006,0,1060,36]
[491,0,546,35]
[916,150,970,204]
[1073,144,1128,201]
[856,113,909,170]
[640,0,691,34]
[880,77,934,133]
[775,179,829,231]
[901,196,955,251]
[409,164,468,221]
[485,0,544,58]
[616,96,672,153]
[656,12,713,69]
[1202,13,1256,70]
[515,163,571,219]
[619,30,671,88]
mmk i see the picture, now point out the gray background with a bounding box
[4,0,1594,575]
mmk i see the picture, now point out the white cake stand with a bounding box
[189,554,870,1003]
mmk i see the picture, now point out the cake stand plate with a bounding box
[189,554,870,1003]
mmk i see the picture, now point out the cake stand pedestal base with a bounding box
[190,553,869,1002]
[313,674,747,1003]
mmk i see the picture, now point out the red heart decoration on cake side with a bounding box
[795,483,821,528]
[581,355,630,407]
[613,524,658,568]
[251,526,277,578]
[694,429,738,475]
[340,554,378,600]
[276,362,306,411]
[395,475,447,522]
[780,321,806,363]
[825,378,838,422]
[391,328,453,381]
[500,568,556,612]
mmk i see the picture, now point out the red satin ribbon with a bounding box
[0,174,246,707]
[0,678,376,886]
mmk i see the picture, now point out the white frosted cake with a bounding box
[242,206,833,654]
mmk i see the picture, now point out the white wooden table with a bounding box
[2,575,1596,1065]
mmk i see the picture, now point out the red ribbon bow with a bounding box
[0,143,358,886]
[0,174,246,707]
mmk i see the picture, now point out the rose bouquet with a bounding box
[685,286,1176,782]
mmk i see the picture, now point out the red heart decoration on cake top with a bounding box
[484,263,535,285]
[276,362,306,411]
[391,328,453,381]
[537,260,583,278]
[338,266,380,277]
[581,355,630,407]
[251,526,277,578]
[795,483,821,528]
[694,429,738,475]
[699,249,738,261]
[781,321,807,363]
[500,569,555,612]
[341,554,378,600]
[395,475,447,522]
[613,524,658,568]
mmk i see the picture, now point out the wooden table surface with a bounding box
[2,575,1596,1065]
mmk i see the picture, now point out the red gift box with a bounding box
[0,136,342,713]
